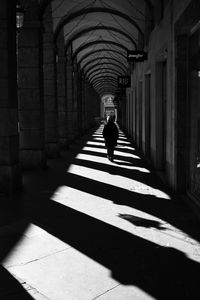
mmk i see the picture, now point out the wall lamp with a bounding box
[16,2,25,31]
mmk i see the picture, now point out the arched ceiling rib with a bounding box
[92,78,118,86]
[87,69,121,82]
[94,83,117,91]
[82,57,128,73]
[72,40,128,61]
[94,79,117,85]
[84,62,127,78]
[98,86,115,92]
[64,25,137,52]
[90,79,118,90]
[78,49,127,67]
[98,88,116,95]
[91,75,118,85]
[54,7,144,45]
[40,0,154,98]
[98,84,116,90]
[93,82,117,91]
[93,80,117,87]
[41,0,154,20]
[80,53,127,67]
[87,66,121,77]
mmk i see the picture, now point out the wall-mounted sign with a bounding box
[127,50,148,62]
[118,76,131,88]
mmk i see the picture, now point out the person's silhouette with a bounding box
[103,115,119,162]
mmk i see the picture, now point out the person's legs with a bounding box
[108,145,114,161]
[109,146,114,162]
[107,146,112,160]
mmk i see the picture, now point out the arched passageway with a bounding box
[1,0,200,212]
[1,0,200,299]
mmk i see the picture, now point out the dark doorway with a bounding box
[188,28,200,201]
[144,74,151,158]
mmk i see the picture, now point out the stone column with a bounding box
[175,34,188,192]
[18,4,46,169]
[81,75,87,132]
[43,5,59,158]
[0,1,22,193]
[66,47,75,141]
[57,32,68,148]
[84,79,90,130]
[84,80,99,130]
[77,69,83,135]
[72,59,79,137]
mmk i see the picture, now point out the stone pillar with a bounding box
[72,59,79,137]
[77,69,83,135]
[66,46,76,141]
[84,80,99,130]
[84,80,90,130]
[18,2,46,169]
[81,75,87,132]
[57,32,68,148]
[175,34,188,192]
[43,5,59,158]
[0,1,22,193]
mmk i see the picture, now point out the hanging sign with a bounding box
[127,50,148,62]
[118,76,131,88]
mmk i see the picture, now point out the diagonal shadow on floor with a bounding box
[0,221,34,299]
[1,124,200,299]
[26,195,200,300]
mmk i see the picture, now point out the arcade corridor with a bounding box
[0,124,200,299]
[1,0,200,299]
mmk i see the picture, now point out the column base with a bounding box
[45,143,59,158]
[0,163,22,194]
[20,149,46,169]
[59,138,70,150]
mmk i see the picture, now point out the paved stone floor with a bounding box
[0,124,200,299]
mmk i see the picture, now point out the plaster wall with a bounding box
[125,0,193,190]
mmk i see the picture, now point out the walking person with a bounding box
[103,115,119,162]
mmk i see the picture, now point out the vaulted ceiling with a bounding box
[41,0,154,97]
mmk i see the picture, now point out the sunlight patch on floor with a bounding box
[67,164,170,199]
[86,141,105,146]
[92,135,104,139]
[117,145,136,151]
[117,140,132,145]
[51,185,165,242]
[81,146,141,159]
[82,146,107,153]
[112,160,150,172]
[118,136,129,140]
[2,126,200,300]
[75,153,112,165]
[74,154,147,170]
[51,186,200,261]
[2,223,69,269]
[2,224,126,300]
